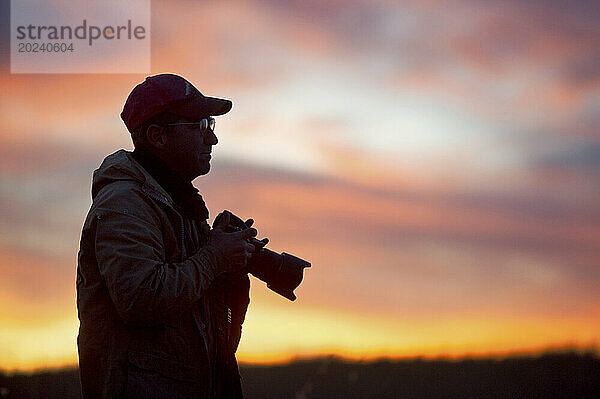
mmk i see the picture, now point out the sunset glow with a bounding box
[1,0,599,372]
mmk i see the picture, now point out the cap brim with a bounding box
[169,95,232,119]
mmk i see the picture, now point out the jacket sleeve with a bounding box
[93,189,226,326]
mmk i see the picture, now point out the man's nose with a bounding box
[204,129,218,145]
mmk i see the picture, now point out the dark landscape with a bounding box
[1,352,599,398]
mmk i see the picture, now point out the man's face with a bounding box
[160,116,218,181]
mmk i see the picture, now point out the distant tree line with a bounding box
[1,352,599,398]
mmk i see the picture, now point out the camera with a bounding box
[214,210,311,301]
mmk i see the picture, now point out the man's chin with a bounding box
[197,163,211,176]
[188,159,211,179]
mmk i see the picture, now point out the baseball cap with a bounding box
[121,73,232,132]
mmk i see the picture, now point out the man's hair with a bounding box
[131,111,180,149]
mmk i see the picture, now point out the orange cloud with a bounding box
[0,248,75,325]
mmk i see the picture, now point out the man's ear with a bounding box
[146,124,168,149]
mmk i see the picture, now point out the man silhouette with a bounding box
[77,74,258,398]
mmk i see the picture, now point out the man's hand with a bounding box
[208,211,258,272]
[243,218,269,252]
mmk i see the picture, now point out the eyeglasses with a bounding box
[165,117,215,132]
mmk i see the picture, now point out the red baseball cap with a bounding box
[121,74,232,132]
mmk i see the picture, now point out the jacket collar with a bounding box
[91,149,171,203]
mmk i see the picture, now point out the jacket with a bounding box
[76,149,249,398]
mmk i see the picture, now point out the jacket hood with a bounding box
[91,149,172,204]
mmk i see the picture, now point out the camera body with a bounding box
[214,211,311,301]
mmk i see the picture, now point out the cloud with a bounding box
[0,247,74,324]
[0,133,597,315]
[0,134,101,177]
[200,158,600,318]
[537,141,600,173]
[0,0,9,72]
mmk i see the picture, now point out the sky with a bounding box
[0,0,599,372]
